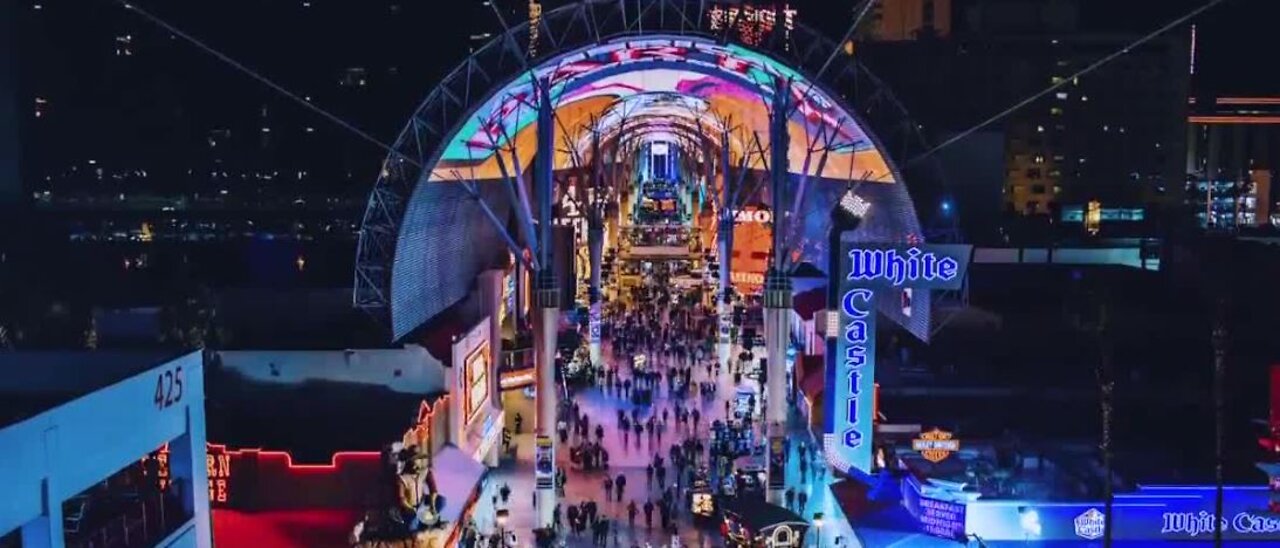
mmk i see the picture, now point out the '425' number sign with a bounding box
[154,366,185,410]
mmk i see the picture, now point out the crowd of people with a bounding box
[468,262,843,547]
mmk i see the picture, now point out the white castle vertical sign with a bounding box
[825,241,970,474]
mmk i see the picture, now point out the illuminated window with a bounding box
[1050,107,1063,116]
[1034,155,1045,164]
[1036,125,1045,133]
[1055,92,1068,100]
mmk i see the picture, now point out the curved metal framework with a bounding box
[354,0,955,325]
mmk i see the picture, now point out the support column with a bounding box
[532,271,559,528]
[764,270,792,504]
[169,402,213,547]
[479,269,505,468]
[717,128,735,368]
[532,77,559,531]
[717,217,734,368]
[764,77,792,504]
[514,257,528,331]
[588,219,604,366]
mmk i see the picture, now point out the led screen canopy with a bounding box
[429,37,895,185]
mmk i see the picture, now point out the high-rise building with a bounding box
[859,0,1189,232]
[865,0,952,41]
[1185,97,1280,229]
[0,0,19,208]
[16,1,489,244]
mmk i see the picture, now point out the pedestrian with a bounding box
[643,500,654,530]
[595,423,605,443]
[514,412,524,434]
[645,463,654,488]
[785,487,796,511]
[798,490,808,512]
[656,464,667,487]
[566,504,580,536]
[604,476,614,501]
[627,500,638,528]
[499,482,511,503]
[616,473,627,501]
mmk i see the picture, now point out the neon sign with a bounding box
[207,445,233,505]
[912,428,959,463]
[707,3,797,47]
[826,242,969,474]
[846,248,960,286]
[1075,508,1106,540]
[1161,511,1280,537]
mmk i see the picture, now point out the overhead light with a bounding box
[840,191,870,218]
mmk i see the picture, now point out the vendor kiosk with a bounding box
[719,498,809,548]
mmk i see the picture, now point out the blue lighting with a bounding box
[826,243,969,474]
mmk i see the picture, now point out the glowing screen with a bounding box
[429,37,895,184]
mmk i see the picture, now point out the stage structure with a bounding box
[355,0,960,520]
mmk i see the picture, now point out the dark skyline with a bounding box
[17,0,1274,187]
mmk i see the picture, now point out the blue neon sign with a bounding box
[826,242,969,474]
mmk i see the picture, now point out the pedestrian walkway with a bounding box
[468,333,862,547]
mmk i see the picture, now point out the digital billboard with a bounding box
[427,37,894,185]
[825,239,970,474]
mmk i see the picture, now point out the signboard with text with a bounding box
[825,240,970,474]
[535,435,554,489]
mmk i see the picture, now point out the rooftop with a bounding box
[204,363,444,463]
[0,350,189,429]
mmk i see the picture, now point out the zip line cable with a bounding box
[119,0,1229,209]
[116,1,413,167]
[903,0,1230,170]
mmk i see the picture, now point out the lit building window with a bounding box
[1055,92,1068,100]
[115,35,134,56]
[1036,125,1045,133]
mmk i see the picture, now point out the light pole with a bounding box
[1212,299,1227,547]
[813,512,824,548]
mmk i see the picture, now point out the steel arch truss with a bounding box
[355,0,955,323]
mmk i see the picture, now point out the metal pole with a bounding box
[588,130,605,367]
[1098,303,1114,548]
[764,77,792,505]
[717,127,735,369]
[532,78,560,532]
[1213,298,1227,546]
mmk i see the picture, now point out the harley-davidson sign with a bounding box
[912,428,960,463]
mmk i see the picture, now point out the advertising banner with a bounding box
[768,436,786,490]
[535,435,554,489]
[955,486,1280,542]
[825,240,970,474]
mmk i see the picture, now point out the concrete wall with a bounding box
[215,346,445,395]
[0,351,210,547]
